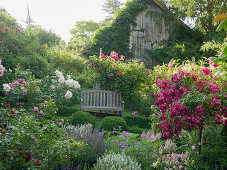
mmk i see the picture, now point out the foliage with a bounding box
[87,52,148,104]
[153,61,226,139]
[26,25,62,46]
[87,0,153,57]
[168,0,227,34]
[67,124,106,168]
[0,108,86,169]
[122,112,150,129]
[100,116,127,132]
[71,111,96,126]
[93,151,142,170]
[127,126,149,135]
[0,11,20,28]
[46,45,86,75]
[101,0,123,24]
[190,125,227,169]
[69,20,100,52]
[57,104,81,117]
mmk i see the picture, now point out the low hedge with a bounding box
[122,114,150,129]
[57,104,81,116]
[100,116,127,132]
[127,126,149,135]
[71,111,96,126]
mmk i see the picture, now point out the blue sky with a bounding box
[0,0,127,43]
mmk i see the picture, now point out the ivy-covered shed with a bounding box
[86,0,194,66]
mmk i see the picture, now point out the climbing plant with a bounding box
[87,0,153,57]
[87,0,203,65]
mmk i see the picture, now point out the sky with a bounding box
[0,0,127,43]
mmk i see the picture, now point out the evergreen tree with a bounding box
[101,0,123,24]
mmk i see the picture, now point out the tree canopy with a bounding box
[168,0,227,34]
[68,20,100,52]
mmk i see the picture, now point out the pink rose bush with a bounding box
[87,52,148,103]
[153,62,226,139]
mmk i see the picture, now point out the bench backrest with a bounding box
[81,90,124,112]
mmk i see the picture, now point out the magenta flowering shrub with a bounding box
[153,63,226,139]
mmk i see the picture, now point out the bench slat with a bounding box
[81,89,124,115]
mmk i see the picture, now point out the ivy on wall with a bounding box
[87,0,204,64]
[87,0,153,57]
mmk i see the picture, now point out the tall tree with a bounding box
[101,0,123,24]
[168,0,227,34]
[23,5,35,26]
[68,20,100,52]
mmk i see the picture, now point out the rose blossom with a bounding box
[65,90,72,99]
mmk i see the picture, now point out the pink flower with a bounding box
[100,53,106,59]
[23,89,27,95]
[34,107,38,112]
[209,58,219,68]
[44,100,47,104]
[39,110,43,115]
[108,74,113,77]
[5,28,8,32]
[90,63,95,66]
[168,62,173,68]
[8,44,12,47]
[121,56,125,60]
[12,35,15,37]
[97,69,102,72]
[201,67,210,75]
[132,112,136,116]
[143,114,146,117]
[0,38,3,41]
[115,72,122,77]
[51,85,55,90]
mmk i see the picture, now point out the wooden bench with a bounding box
[81,89,124,115]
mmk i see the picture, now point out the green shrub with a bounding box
[100,116,127,132]
[71,111,96,126]
[127,126,149,135]
[57,104,81,117]
[123,113,150,129]
[93,152,141,170]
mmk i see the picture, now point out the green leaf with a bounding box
[223,45,227,56]
[216,19,227,32]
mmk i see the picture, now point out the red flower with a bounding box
[10,110,15,115]
[25,152,32,162]
[12,35,15,37]
[201,67,210,75]
[0,38,3,41]
[9,44,12,47]
[121,56,125,60]
[5,28,8,32]
[5,104,11,108]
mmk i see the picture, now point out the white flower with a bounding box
[3,84,11,92]
[73,81,80,89]
[65,79,74,87]
[152,161,158,167]
[67,75,71,79]
[192,145,195,150]
[55,70,63,78]
[58,76,65,84]
[65,90,72,99]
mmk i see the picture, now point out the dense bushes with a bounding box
[123,113,150,129]
[71,111,96,126]
[100,116,127,131]
[57,104,81,117]
[87,53,148,104]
